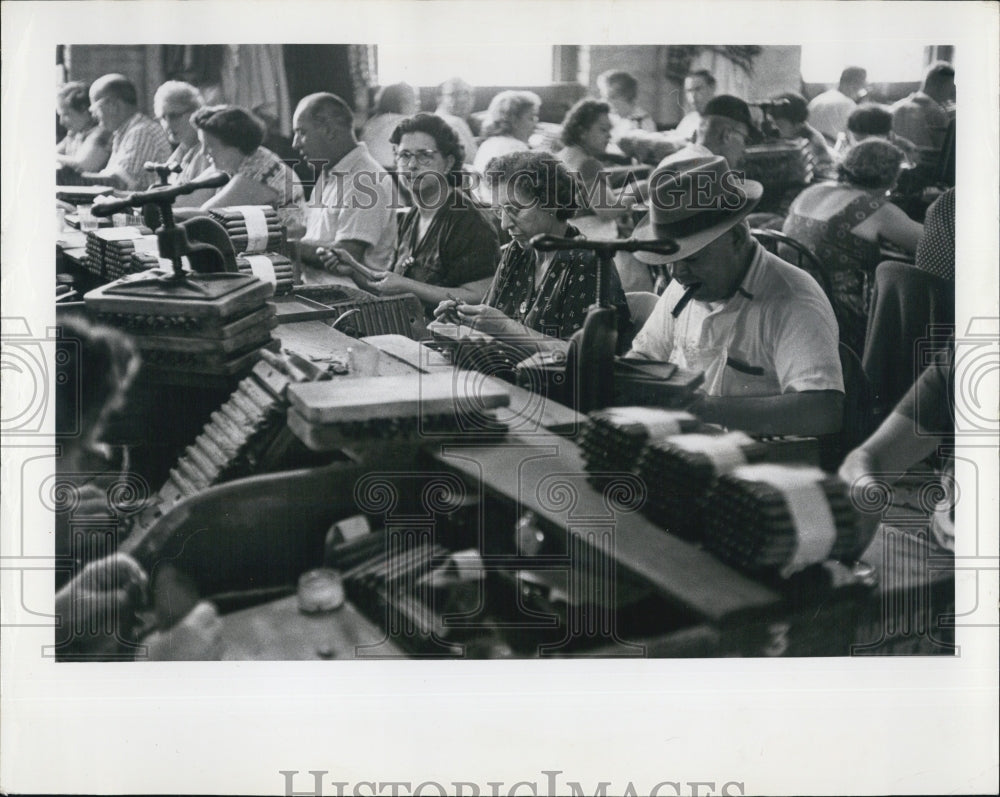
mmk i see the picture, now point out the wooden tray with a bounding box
[288,371,510,424]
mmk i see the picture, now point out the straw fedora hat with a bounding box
[632,155,763,264]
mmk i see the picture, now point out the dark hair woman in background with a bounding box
[319,113,499,310]
[766,92,836,181]
[190,104,304,214]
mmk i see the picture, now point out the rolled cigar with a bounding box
[671,282,701,318]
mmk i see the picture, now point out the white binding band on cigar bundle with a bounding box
[243,255,277,285]
[132,235,159,254]
[230,205,270,252]
[729,464,838,578]
[666,431,754,473]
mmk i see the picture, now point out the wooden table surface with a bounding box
[218,594,402,660]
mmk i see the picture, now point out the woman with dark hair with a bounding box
[360,82,419,168]
[190,104,304,213]
[434,150,631,348]
[557,98,636,221]
[833,104,918,166]
[783,139,924,352]
[56,81,111,173]
[319,113,499,310]
[766,92,836,181]
[472,91,541,175]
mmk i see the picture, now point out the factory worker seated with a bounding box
[81,73,172,190]
[627,156,844,437]
[291,92,397,280]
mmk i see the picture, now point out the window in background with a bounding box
[376,43,553,87]
[801,42,949,84]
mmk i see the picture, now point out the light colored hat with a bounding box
[632,155,763,264]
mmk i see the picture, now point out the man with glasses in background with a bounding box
[657,95,761,170]
[291,91,397,280]
[82,73,171,190]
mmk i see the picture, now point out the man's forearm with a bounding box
[691,390,844,436]
[79,170,128,190]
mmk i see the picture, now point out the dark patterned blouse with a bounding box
[391,189,500,288]
[482,225,632,349]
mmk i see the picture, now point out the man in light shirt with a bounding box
[629,156,844,437]
[291,92,397,280]
[808,66,868,146]
[671,69,717,143]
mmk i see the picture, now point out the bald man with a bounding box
[291,92,396,279]
[83,73,171,190]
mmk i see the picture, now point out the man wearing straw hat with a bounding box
[628,155,844,436]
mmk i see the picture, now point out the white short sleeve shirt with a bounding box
[630,243,844,398]
[302,143,397,268]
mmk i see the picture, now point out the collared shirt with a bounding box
[101,112,172,190]
[630,242,844,397]
[303,142,396,268]
[807,89,856,145]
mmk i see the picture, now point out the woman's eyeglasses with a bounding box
[493,202,539,221]
[394,149,440,166]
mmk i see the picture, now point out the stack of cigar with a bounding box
[121,357,295,553]
[701,463,863,578]
[84,269,278,382]
[236,252,295,295]
[208,206,284,253]
[636,433,819,541]
[84,227,156,281]
[579,407,699,487]
[285,373,511,451]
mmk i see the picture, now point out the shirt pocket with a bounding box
[722,352,777,397]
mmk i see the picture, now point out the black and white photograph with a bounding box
[2,1,998,794]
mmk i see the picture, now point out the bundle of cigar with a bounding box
[209,206,284,253]
[85,269,277,380]
[84,227,156,280]
[235,252,294,295]
[344,536,453,646]
[121,358,293,556]
[579,407,699,483]
[286,372,511,451]
[701,463,864,578]
[637,433,819,541]
[130,251,162,273]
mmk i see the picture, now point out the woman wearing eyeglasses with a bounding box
[319,113,500,310]
[433,150,631,350]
